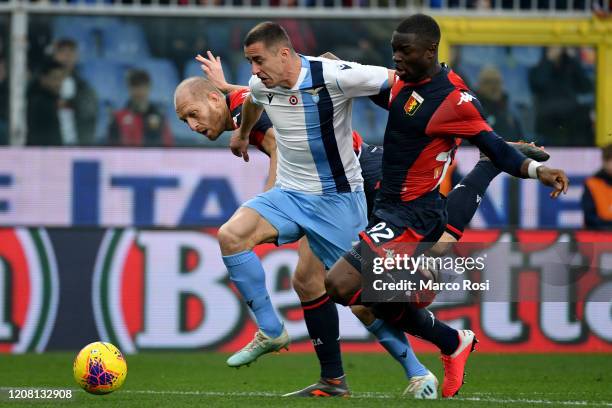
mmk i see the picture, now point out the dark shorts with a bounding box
[343,191,448,274]
[358,142,383,219]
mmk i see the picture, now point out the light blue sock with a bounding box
[366,319,428,378]
[223,250,283,338]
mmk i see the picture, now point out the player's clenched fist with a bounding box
[230,131,250,162]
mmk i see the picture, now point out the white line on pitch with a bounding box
[125,389,612,406]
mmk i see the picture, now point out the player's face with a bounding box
[175,92,227,140]
[244,41,287,88]
[391,32,436,82]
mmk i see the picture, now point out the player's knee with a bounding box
[218,222,249,255]
[324,272,353,306]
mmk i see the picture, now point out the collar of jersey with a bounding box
[403,63,448,87]
[287,55,310,91]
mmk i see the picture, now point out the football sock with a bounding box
[373,303,460,355]
[301,294,344,379]
[446,160,501,237]
[366,318,428,378]
[223,250,284,338]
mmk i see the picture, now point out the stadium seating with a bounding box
[78,58,128,109]
[235,62,254,88]
[511,46,542,67]
[102,22,151,60]
[459,45,508,67]
[124,58,180,107]
[182,58,235,85]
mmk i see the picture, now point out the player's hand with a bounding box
[230,131,250,162]
[195,51,228,92]
[537,166,569,198]
[318,51,339,60]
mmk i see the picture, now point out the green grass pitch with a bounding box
[0,353,610,407]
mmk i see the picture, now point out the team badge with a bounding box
[404,91,424,116]
[289,95,299,105]
[305,86,324,104]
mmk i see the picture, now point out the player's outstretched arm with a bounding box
[318,51,395,108]
[469,131,569,198]
[195,51,246,94]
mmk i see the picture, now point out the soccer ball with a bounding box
[73,341,127,394]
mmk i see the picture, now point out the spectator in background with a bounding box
[528,46,593,146]
[107,69,173,147]
[52,38,98,145]
[26,59,66,146]
[475,66,524,142]
[582,144,612,230]
[0,56,8,145]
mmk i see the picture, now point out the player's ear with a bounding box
[207,91,222,104]
[280,47,291,61]
[427,42,439,59]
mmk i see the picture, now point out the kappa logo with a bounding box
[404,91,424,116]
[476,194,482,204]
[266,93,274,104]
[305,86,324,104]
[457,91,475,106]
[232,112,241,126]
[383,248,395,259]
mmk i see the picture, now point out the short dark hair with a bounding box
[396,14,441,44]
[127,69,151,87]
[54,38,78,50]
[602,143,612,162]
[244,21,293,51]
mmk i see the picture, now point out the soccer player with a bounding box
[324,14,569,398]
[190,23,442,398]
[176,76,437,398]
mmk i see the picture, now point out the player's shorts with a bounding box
[358,142,383,218]
[342,191,447,307]
[243,187,367,269]
[343,190,447,274]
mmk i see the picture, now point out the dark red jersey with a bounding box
[378,65,492,203]
[226,89,273,155]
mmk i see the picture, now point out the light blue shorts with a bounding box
[243,188,367,269]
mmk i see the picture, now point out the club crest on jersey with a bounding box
[304,86,324,104]
[404,91,424,116]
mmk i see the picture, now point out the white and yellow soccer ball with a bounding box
[73,341,127,394]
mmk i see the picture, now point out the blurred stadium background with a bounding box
[0,0,610,385]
